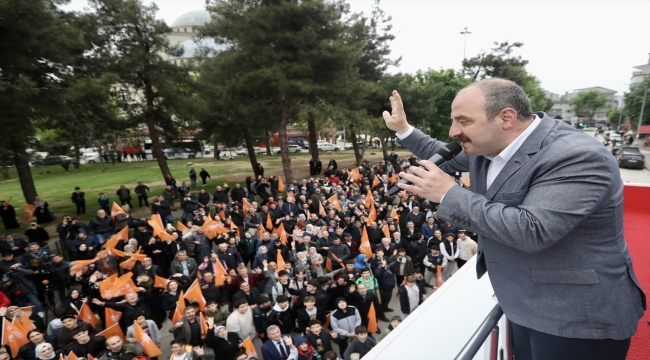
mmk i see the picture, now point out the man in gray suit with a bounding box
[383,79,645,360]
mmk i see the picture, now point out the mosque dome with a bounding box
[170,10,212,28]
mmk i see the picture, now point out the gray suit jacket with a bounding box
[400,113,645,340]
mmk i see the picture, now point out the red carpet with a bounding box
[625,184,650,360]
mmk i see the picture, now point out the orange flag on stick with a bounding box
[230,220,240,237]
[214,259,228,286]
[133,321,163,358]
[97,323,126,341]
[266,213,273,231]
[367,302,378,333]
[351,168,361,182]
[391,207,400,221]
[104,227,129,249]
[111,202,125,220]
[199,312,208,335]
[436,266,443,288]
[328,195,341,211]
[176,221,188,232]
[171,291,186,323]
[157,231,176,241]
[241,337,258,359]
[319,202,326,217]
[111,272,141,298]
[2,317,30,356]
[184,279,206,311]
[382,224,390,239]
[276,223,288,245]
[286,192,296,203]
[242,199,252,215]
[98,274,118,299]
[22,204,38,219]
[18,315,36,332]
[105,308,122,329]
[323,313,331,329]
[154,275,170,289]
[148,214,165,236]
[372,175,380,189]
[359,227,372,258]
[366,202,377,225]
[365,190,375,208]
[277,250,286,271]
[389,173,400,185]
[70,258,98,273]
[277,176,285,192]
[325,257,332,272]
[77,302,100,327]
[67,351,79,360]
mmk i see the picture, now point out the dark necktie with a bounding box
[278,341,287,360]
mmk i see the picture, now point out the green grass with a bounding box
[0,149,358,232]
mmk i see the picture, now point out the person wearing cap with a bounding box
[63,327,105,358]
[291,335,320,360]
[330,298,361,357]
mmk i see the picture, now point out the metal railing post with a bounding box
[455,303,504,360]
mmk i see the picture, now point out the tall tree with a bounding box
[0,0,87,203]
[462,41,547,112]
[88,0,199,179]
[569,90,608,122]
[203,0,360,182]
[624,76,650,130]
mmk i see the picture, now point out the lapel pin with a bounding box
[514,158,520,164]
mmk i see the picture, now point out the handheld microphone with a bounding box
[387,142,463,196]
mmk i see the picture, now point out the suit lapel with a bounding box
[483,113,555,200]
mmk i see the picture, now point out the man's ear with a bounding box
[499,108,519,130]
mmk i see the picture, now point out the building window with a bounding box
[117,90,128,101]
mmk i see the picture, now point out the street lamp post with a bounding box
[460,27,471,61]
[637,87,649,139]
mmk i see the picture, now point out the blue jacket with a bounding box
[420,223,437,240]
[374,261,397,290]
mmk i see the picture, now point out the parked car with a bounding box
[317,142,342,152]
[273,145,302,154]
[236,147,266,156]
[611,145,640,157]
[616,152,645,169]
[84,152,101,164]
[32,155,72,166]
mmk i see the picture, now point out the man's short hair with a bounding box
[308,319,322,327]
[266,324,280,334]
[276,295,289,303]
[233,299,249,309]
[391,315,403,323]
[278,270,289,277]
[170,339,184,347]
[354,325,368,334]
[470,78,533,122]
[257,295,270,305]
[303,295,316,303]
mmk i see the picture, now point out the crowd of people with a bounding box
[0,152,478,360]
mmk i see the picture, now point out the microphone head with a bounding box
[439,142,463,160]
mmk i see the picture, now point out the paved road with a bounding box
[589,130,650,184]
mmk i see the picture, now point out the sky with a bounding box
[64,0,650,96]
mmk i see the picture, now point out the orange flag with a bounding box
[367,302,378,333]
[98,274,118,299]
[176,221,188,232]
[97,323,126,341]
[372,175,380,189]
[351,168,361,182]
[133,321,163,358]
[199,312,208,335]
[148,214,165,236]
[18,314,36,332]
[277,250,286,271]
[154,275,170,289]
[359,227,372,258]
[242,199,252,215]
[277,176,285,192]
[23,204,38,219]
[77,302,100,327]
[367,202,377,224]
[325,256,332,272]
[119,249,146,270]
[184,279,206,311]
[214,259,228,286]
[365,190,375,208]
[241,337,258,359]
[2,318,30,356]
[382,224,390,239]
[171,291,186,323]
[105,308,122,328]
[104,226,129,249]
[462,175,471,188]
[286,192,296,203]
[111,202,125,220]
[266,213,273,231]
[276,223,288,245]
[218,210,226,220]
[67,351,79,360]
[157,230,176,241]
[436,266,443,288]
[70,258,98,272]
[230,220,240,237]
[391,207,400,221]
[389,173,400,185]
[111,272,141,298]
[319,202,326,217]
[328,195,341,211]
